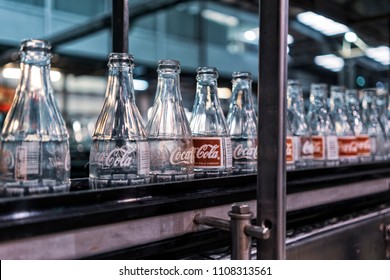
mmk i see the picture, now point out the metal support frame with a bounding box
[257,0,288,259]
[194,203,270,260]
[112,0,129,53]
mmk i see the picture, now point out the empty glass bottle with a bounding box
[287,80,313,168]
[306,83,339,167]
[0,39,70,197]
[361,88,387,161]
[330,86,358,164]
[226,71,257,174]
[286,118,295,170]
[89,53,150,189]
[146,60,194,182]
[190,67,232,178]
[376,89,390,159]
[345,89,372,162]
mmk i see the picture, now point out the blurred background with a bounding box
[0,0,388,177]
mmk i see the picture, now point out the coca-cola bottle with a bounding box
[345,89,372,162]
[146,60,194,182]
[286,118,295,170]
[0,39,70,197]
[89,53,150,188]
[287,80,313,168]
[361,88,387,161]
[226,71,257,174]
[190,67,232,178]
[329,86,358,164]
[306,83,339,167]
[376,89,390,159]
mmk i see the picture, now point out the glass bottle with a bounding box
[190,67,232,178]
[287,80,313,168]
[0,39,70,197]
[306,83,339,167]
[376,89,390,159]
[329,86,358,164]
[89,53,150,189]
[226,71,257,174]
[345,89,372,162]
[286,118,295,170]
[146,60,194,182]
[361,88,386,161]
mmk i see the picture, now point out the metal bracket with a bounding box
[194,203,271,260]
[384,224,390,259]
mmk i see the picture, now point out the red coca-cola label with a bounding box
[300,136,314,159]
[356,135,371,156]
[312,136,325,160]
[338,136,358,157]
[193,137,223,168]
[286,137,294,164]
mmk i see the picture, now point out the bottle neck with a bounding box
[19,60,52,94]
[195,74,219,108]
[155,72,181,101]
[231,78,254,110]
[107,65,135,102]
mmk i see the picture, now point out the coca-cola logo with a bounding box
[193,138,223,167]
[301,139,314,155]
[338,138,358,156]
[169,147,195,165]
[94,147,137,168]
[286,137,294,163]
[233,144,257,160]
[312,136,324,159]
[357,136,371,155]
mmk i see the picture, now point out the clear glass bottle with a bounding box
[330,86,358,164]
[361,88,387,161]
[226,71,257,174]
[287,80,313,168]
[376,89,390,159]
[345,89,372,162]
[190,67,232,178]
[306,83,339,167]
[0,39,70,197]
[146,60,194,182]
[89,53,150,189]
[286,118,296,170]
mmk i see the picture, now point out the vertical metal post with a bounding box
[112,0,129,53]
[257,0,288,259]
[229,204,253,260]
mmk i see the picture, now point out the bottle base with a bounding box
[0,180,70,197]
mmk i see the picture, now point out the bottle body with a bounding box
[306,83,339,167]
[190,67,232,178]
[345,89,372,162]
[287,80,314,168]
[0,39,70,197]
[147,60,194,182]
[361,88,387,161]
[330,86,358,164]
[227,72,257,174]
[89,53,150,188]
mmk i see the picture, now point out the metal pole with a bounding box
[112,0,129,53]
[229,204,253,260]
[257,0,288,259]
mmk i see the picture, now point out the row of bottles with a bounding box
[0,39,258,196]
[286,80,389,170]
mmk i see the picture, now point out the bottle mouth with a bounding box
[157,59,181,72]
[108,53,134,65]
[232,71,252,80]
[197,66,218,75]
[20,39,51,52]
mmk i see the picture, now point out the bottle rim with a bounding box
[197,66,218,75]
[287,79,301,85]
[157,59,181,72]
[108,52,134,66]
[20,39,51,52]
[232,71,252,80]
